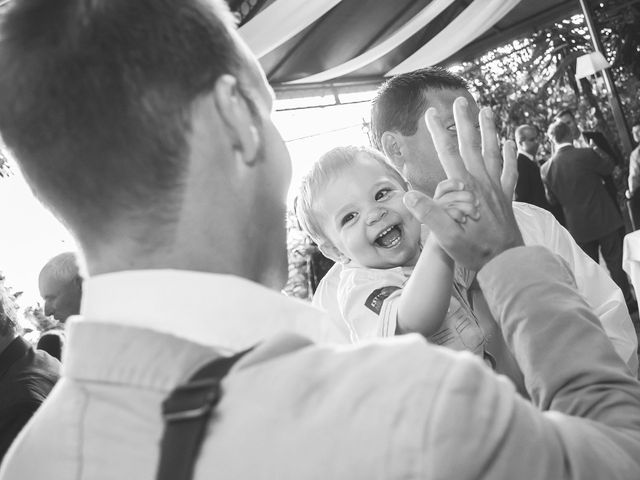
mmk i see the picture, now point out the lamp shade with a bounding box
[575,51,611,79]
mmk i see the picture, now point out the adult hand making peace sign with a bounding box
[403,97,523,271]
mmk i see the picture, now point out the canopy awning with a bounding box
[231,0,580,92]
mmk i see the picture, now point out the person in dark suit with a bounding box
[514,124,565,225]
[626,123,640,231]
[0,280,60,462]
[555,109,621,213]
[542,120,634,307]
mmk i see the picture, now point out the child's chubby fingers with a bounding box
[436,189,477,206]
[445,206,467,224]
[445,201,479,221]
[433,179,466,200]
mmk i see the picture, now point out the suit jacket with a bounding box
[515,153,565,225]
[541,145,622,242]
[0,336,60,462]
[2,248,640,479]
[515,153,549,208]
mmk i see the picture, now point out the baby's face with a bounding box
[315,154,422,269]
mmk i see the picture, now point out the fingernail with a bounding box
[426,107,439,119]
[458,97,468,107]
[483,107,493,119]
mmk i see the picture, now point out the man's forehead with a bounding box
[421,88,478,114]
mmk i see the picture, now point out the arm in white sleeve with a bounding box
[337,267,406,343]
[421,246,640,479]
[514,202,638,374]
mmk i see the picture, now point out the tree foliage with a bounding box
[463,0,640,160]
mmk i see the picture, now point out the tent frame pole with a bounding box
[578,0,632,156]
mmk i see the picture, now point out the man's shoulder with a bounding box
[512,202,559,243]
[227,334,485,421]
[196,336,495,478]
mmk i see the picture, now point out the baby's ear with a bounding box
[317,241,350,264]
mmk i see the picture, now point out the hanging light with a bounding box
[575,51,611,79]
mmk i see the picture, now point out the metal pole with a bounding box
[578,0,633,156]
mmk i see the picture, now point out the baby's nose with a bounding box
[366,207,387,225]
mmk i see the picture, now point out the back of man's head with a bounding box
[370,67,468,151]
[547,120,573,145]
[554,109,574,121]
[0,0,243,249]
[515,125,535,142]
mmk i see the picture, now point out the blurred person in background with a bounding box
[514,124,564,225]
[36,252,82,360]
[0,276,59,462]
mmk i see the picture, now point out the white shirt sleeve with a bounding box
[336,266,407,343]
[514,202,639,374]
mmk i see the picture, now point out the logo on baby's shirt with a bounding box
[364,286,401,315]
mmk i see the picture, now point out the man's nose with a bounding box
[366,207,387,225]
[43,302,54,318]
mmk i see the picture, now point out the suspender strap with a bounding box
[156,348,253,480]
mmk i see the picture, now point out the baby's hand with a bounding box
[433,179,479,224]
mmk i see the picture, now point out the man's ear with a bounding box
[317,241,349,264]
[213,74,260,165]
[380,131,404,171]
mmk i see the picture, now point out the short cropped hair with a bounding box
[554,109,575,121]
[0,280,18,338]
[547,120,573,144]
[296,146,408,247]
[370,67,468,151]
[0,0,245,242]
[39,252,80,285]
[515,125,538,143]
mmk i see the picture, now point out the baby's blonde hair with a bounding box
[295,146,408,251]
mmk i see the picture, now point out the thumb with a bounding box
[403,190,455,236]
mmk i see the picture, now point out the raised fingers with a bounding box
[424,107,467,181]
[403,190,458,241]
[454,97,487,179]
[433,179,465,199]
[480,107,502,185]
[500,140,518,200]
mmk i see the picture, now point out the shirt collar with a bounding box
[518,151,535,161]
[79,270,343,353]
[556,142,574,150]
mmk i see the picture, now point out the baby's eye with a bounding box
[341,212,356,226]
[375,188,391,201]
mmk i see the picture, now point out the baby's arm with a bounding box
[397,233,453,336]
[397,180,477,336]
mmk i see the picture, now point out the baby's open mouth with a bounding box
[375,225,402,248]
